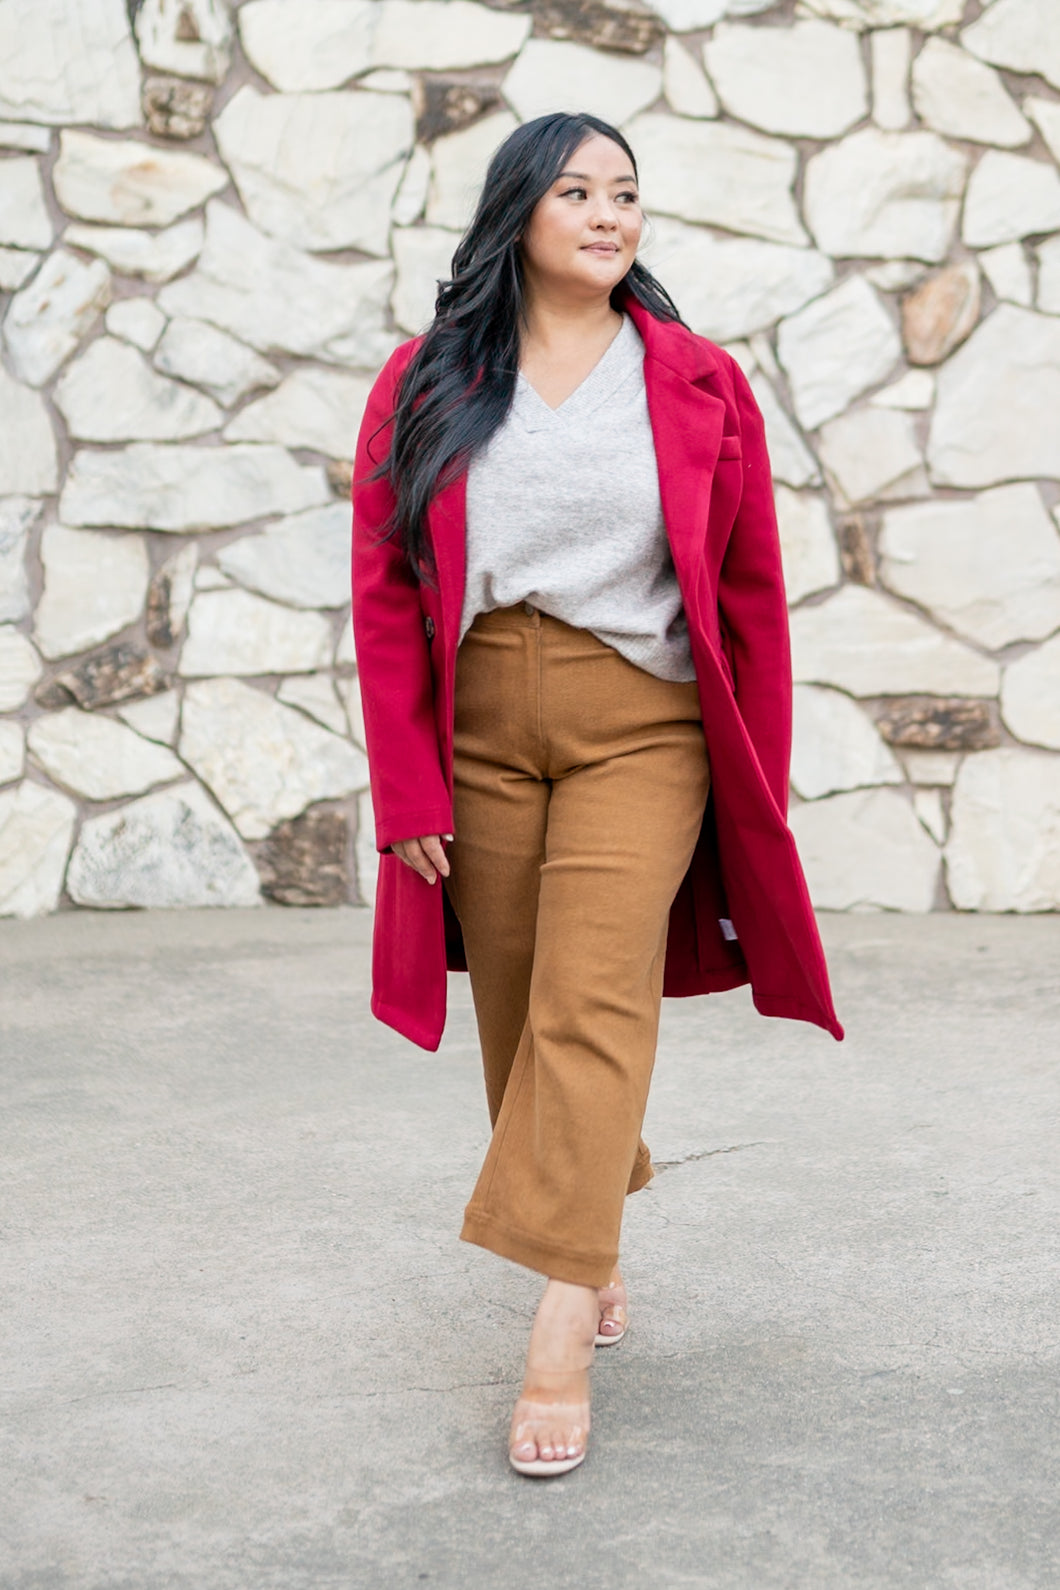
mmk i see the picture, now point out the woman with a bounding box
[351,112,842,1478]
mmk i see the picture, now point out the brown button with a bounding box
[523,600,535,616]
[424,616,435,640]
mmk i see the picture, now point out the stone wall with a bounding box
[1,0,1059,918]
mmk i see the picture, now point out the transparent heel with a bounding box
[508,1361,592,1478]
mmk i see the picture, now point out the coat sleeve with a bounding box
[350,347,454,853]
[716,357,793,818]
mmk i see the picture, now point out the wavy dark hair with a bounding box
[375,111,685,581]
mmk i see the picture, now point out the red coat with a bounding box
[351,299,843,1050]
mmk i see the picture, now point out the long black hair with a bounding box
[375,112,685,581]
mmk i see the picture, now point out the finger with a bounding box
[420,835,450,878]
[393,839,436,883]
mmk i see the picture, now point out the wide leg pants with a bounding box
[443,605,711,1289]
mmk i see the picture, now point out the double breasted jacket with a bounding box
[351,298,843,1051]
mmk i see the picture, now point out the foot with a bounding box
[596,1266,628,1346]
[509,1279,596,1476]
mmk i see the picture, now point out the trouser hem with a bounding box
[460,1204,618,1289]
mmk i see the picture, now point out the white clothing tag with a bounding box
[719,918,738,942]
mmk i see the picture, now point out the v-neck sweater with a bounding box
[460,314,695,683]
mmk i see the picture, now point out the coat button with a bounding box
[424,616,435,640]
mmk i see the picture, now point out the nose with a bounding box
[589,201,619,229]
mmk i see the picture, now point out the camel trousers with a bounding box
[444,604,711,1289]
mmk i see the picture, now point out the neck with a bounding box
[520,287,622,353]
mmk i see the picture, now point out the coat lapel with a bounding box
[629,303,728,626]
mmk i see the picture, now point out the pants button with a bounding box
[523,600,536,616]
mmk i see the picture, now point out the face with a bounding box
[520,134,643,301]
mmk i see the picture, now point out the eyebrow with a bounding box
[556,170,638,185]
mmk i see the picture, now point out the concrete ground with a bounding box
[2,907,1058,1590]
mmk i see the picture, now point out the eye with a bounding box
[617,190,640,205]
[558,186,587,200]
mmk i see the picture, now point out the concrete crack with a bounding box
[652,1141,768,1173]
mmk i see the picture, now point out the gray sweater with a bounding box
[461,314,695,683]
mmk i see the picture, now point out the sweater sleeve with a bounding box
[716,357,793,818]
[350,348,454,853]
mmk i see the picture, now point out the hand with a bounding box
[391,833,453,886]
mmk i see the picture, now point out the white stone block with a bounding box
[962,0,1060,95]
[64,219,205,284]
[1001,634,1060,752]
[157,202,397,369]
[817,407,927,507]
[791,684,903,800]
[977,242,1032,308]
[1035,237,1060,317]
[962,151,1060,249]
[117,691,181,747]
[870,369,935,409]
[626,113,806,246]
[0,248,39,292]
[790,788,939,912]
[871,28,911,131]
[1025,96,1060,165]
[777,275,901,431]
[749,372,821,489]
[901,750,959,787]
[135,0,234,85]
[277,676,349,737]
[0,123,51,154]
[392,226,460,334]
[0,368,59,497]
[214,86,413,258]
[804,128,967,264]
[179,589,334,678]
[355,787,378,908]
[335,617,357,668]
[775,487,839,606]
[0,497,39,625]
[0,781,77,919]
[105,299,167,353]
[28,709,184,801]
[641,216,833,343]
[0,157,53,251]
[913,788,946,843]
[153,318,281,409]
[0,720,23,785]
[67,781,262,910]
[179,677,368,839]
[864,259,927,292]
[61,444,329,532]
[0,0,142,130]
[800,0,963,24]
[337,671,366,750]
[945,748,1060,910]
[54,131,228,229]
[0,625,41,710]
[239,0,376,91]
[426,112,520,232]
[3,249,111,387]
[790,586,1000,697]
[928,305,1060,488]
[393,145,431,228]
[704,20,867,139]
[664,38,717,119]
[34,523,149,662]
[650,0,774,26]
[216,503,352,611]
[911,38,1030,148]
[224,368,372,461]
[372,0,530,71]
[55,338,222,443]
[880,484,1060,651]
